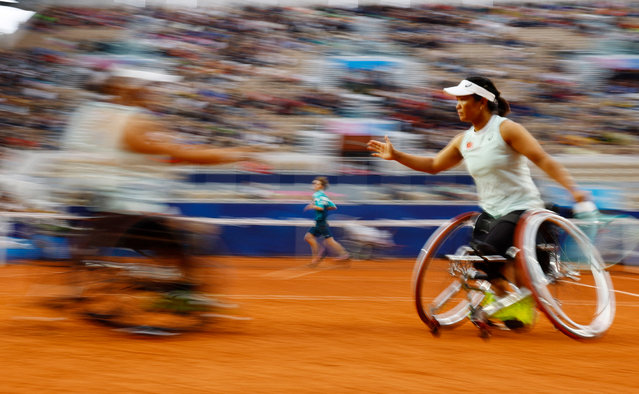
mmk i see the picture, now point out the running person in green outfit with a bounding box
[304,176,350,267]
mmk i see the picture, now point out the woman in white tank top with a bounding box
[62,76,261,213]
[65,74,265,293]
[367,76,588,297]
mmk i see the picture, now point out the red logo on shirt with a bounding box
[466,141,473,150]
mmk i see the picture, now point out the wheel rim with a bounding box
[516,210,615,339]
[412,212,480,329]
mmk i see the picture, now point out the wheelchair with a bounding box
[68,213,216,335]
[411,209,616,340]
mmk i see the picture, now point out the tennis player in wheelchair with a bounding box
[57,72,264,328]
[367,76,590,329]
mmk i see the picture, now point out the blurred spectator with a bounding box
[0,2,636,159]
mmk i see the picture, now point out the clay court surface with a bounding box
[1,256,638,393]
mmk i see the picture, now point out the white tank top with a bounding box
[460,115,543,218]
[59,101,176,213]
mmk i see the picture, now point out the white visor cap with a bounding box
[443,80,496,102]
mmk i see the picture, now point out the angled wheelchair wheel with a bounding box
[514,209,615,339]
[72,215,210,334]
[412,212,482,334]
[75,264,209,335]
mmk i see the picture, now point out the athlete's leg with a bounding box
[467,211,538,328]
[324,236,350,260]
[304,231,321,266]
[471,211,526,295]
[470,212,506,289]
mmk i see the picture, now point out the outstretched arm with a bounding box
[500,120,587,203]
[122,113,256,165]
[367,135,464,175]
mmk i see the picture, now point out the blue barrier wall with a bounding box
[8,201,639,260]
[170,202,481,257]
[184,173,475,186]
[170,201,480,221]
[51,202,479,259]
[208,224,437,258]
[171,202,639,258]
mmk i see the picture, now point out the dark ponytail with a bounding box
[494,95,510,117]
[466,76,510,116]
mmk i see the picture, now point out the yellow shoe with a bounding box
[152,290,213,313]
[492,294,537,329]
[468,291,496,321]
[480,291,496,307]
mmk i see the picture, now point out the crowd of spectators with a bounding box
[1,2,638,160]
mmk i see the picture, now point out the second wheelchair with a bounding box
[412,209,615,340]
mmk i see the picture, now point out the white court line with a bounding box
[10,316,68,321]
[263,276,409,282]
[208,294,413,302]
[557,279,639,299]
[262,265,353,280]
[613,302,639,307]
[200,313,253,320]
[269,271,318,280]
[209,294,639,308]
[262,267,321,279]
[0,270,69,279]
[614,289,639,298]
[611,274,639,282]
